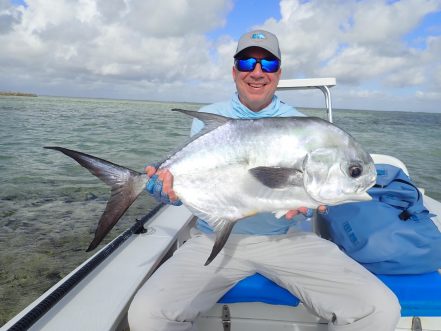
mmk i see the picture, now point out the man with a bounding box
[128,30,400,331]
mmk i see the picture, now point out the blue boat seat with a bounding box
[219,272,441,317]
[220,273,300,307]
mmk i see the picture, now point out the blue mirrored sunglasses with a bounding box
[234,57,280,73]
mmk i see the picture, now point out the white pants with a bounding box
[128,230,400,331]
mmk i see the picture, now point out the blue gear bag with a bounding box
[321,164,441,275]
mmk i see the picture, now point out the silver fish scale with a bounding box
[163,117,351,226]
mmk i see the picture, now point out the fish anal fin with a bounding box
[249,166,303,189]
[204,220,235,266]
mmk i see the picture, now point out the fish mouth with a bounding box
[365,174,377,190]
[355,180,375,194]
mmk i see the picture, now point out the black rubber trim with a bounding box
[6,203,164,331]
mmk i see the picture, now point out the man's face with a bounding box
[232,47,281,112]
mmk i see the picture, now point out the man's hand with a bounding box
[284,205,327,220]
[145,165,182,206]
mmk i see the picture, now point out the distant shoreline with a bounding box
[0,91,37,97]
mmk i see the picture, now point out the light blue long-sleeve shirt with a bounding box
[191,93,312,235]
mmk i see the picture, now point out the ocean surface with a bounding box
[0,95,440,325]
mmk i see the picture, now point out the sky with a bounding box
[1,0,441,113]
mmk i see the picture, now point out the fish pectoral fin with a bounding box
[249,166,303,189]
[205,220,235,266]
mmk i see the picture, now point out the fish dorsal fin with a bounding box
[172,108,230,131]
[249,166,303,189]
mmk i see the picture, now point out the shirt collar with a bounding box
[231,93,282,118]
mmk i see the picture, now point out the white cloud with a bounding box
[0,0,440,112]
[256,0,441,112]
[0,0,22,32]
[343,0,436,46]
[0,0,234,100]
[260,0,440,82]
[121,0,231,37]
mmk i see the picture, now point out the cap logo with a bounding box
[251,33,265,40]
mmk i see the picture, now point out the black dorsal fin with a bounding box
[172,108,230,132]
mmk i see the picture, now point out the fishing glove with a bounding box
[146,173,182,206]
[306,208,327,217]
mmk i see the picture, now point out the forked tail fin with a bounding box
[45,146,148,251]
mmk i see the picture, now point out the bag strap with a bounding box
[395,180,437,221]
[374,165,436,221]
[374,178,425,221]
[380,195,410,209]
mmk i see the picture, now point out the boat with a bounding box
[2,78,441,331]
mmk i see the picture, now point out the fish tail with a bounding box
[44,146,148,251]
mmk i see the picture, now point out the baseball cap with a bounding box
[234,30,281,60]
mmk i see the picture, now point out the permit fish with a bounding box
[45,109,376,265]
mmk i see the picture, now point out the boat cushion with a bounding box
[218,272,441,316]
[219,273,300,307]
[378,272,441,316]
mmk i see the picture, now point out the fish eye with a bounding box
[348,164,362,178]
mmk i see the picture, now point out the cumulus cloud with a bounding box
[0,0,440,112]
[258,0,439,84]
[255,0,441,112]
[0,0,22,32]
[0,0,235,100]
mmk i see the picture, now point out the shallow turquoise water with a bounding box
[0,95,440,325]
